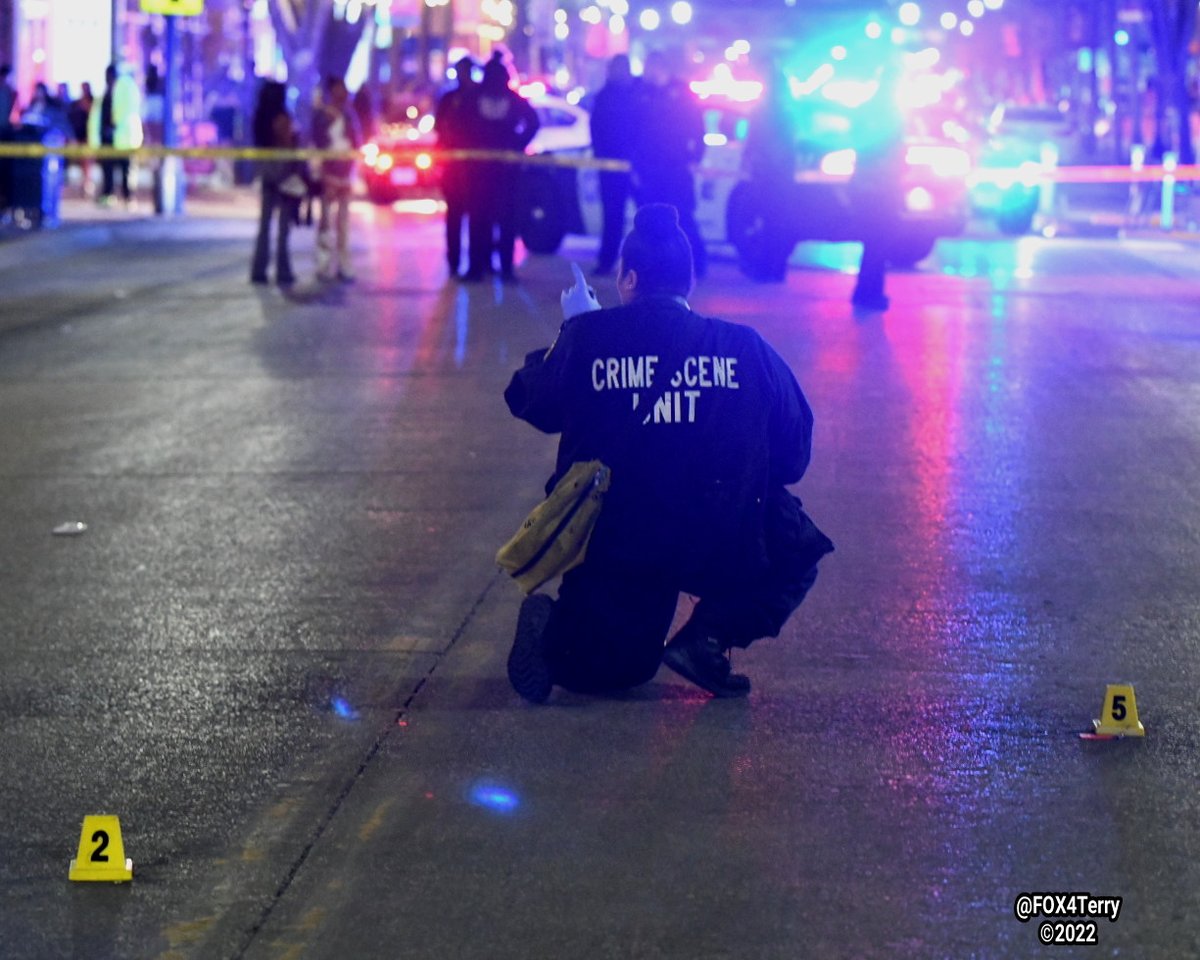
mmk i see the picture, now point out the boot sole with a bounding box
[507,594,554,703]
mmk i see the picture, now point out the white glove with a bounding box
[561,262,602,320]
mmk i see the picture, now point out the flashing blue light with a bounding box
[469,783,521,813]
[1115,29,1130,47]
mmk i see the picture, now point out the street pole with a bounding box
[112,0,123,65]
[156,13,185,215]
[238,0,256,184]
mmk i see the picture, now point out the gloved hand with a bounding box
[561,262,602,320]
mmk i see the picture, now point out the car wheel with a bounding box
[519,172,567,254]
[727,181,793,281]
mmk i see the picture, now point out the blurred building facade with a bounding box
[0,0,1194,162]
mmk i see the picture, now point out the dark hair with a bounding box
[252,80,288,148]
[619,204,694,298]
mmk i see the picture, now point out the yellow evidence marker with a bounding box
[69,815,134,882]
[1080,683,1145,740]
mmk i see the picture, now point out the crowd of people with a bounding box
[0,62,148,212]
[2,50,892,310]
[431,49,709,286]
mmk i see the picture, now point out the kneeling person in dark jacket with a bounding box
[503,204,832,702]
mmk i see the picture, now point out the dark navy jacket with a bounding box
[504,295,813,590]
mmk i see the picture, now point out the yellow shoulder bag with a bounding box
[496,460,612,594]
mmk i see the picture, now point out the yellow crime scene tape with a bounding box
[0,142,1197,185]
[0,142,632,171]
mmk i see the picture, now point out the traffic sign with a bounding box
[140,0,204,15]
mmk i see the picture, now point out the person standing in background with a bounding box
[850,66,905,312]
[589,54,637,277]
[434,56,477,279]
[312,75,362,282]
[630,51,707,279]
[353,85,376,142]
[0,66,14,212]
[68,82,95,196]
[142,65,164,146]
[0,65,15,132]
[88,64,143,208]
[741,68,798,283]
[250,80,303,287]
[460,51,539,283]
[20,82,71,137]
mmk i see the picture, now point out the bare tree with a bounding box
[264,0,366,131]
[1144,0,1197,162]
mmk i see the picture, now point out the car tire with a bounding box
[727,181,793,281]
[518,172,567,254]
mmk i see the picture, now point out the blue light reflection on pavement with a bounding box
[331,697,359,719]
[468,782,521,814]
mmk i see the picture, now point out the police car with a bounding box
[514,76,970,271]
[515,91,734,254]
[720,74,972,274]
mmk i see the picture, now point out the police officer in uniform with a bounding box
[434,55,477,278]
[589,54,637,276]
[742,69,798,282]
[460,52,539,282]
[503,204,832,702]
[851,67,905,311]
[630,52,708,278]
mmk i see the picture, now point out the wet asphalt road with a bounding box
[1,201,1199,959]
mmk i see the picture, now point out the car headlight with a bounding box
[905,186,936,212]
[819,148,857,177]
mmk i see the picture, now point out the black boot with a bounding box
[662,621,750,698]
[507,594,554,703]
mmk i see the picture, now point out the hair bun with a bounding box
[634,203,680,241]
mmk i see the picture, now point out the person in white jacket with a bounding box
[88,64,143,207]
